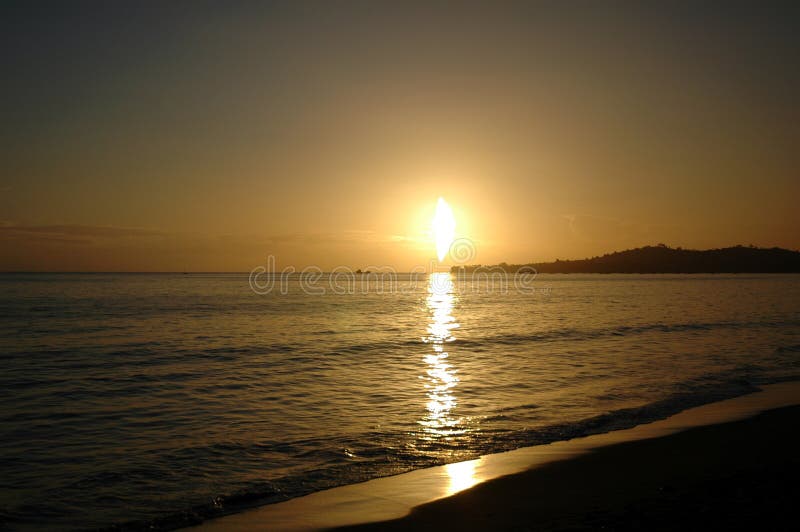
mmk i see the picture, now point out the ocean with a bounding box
[1,272,799,530]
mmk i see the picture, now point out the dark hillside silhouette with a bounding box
[453,245,800,274]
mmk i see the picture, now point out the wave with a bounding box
[97,369,798,532]
[459,318,800,348]
[5,317,797,369]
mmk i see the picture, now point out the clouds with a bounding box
[0,224,165,242]
[0,223,170,271]
[0,223,428,271]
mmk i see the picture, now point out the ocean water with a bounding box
[1,272,799,530]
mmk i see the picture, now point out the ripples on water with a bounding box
[1,273,799,530]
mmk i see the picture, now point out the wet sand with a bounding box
[188,382,800,531]
[342,404,800,531]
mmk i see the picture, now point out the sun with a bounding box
[432,197,456,261]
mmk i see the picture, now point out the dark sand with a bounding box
[339,405,800,532]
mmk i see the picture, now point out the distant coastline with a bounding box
[452,245,800,274]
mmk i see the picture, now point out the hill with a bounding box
[452,245,800,274]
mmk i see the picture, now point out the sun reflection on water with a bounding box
[419,272,463,438]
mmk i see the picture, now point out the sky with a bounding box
[1,1,798,271]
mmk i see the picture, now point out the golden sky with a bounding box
[1,2,798,271]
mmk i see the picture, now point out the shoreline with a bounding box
[186,381,800,531]
[345,403,800,531]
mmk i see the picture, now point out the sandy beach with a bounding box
[343,404,800,531]
[189,381,800,531]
